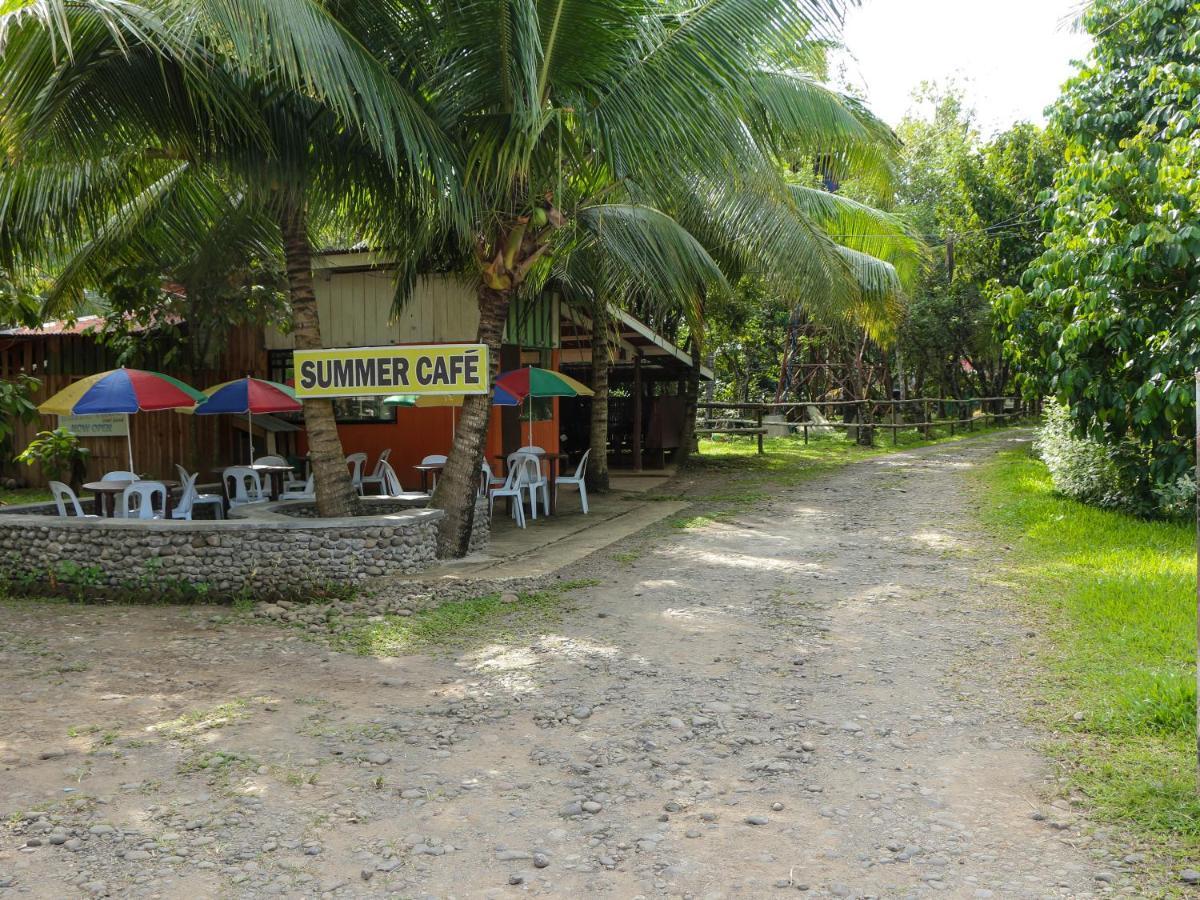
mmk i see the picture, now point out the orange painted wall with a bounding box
[297,350,564,490]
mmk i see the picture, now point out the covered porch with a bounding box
[558,305,714,471]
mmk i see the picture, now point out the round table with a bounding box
[214,464,294,502]
[84,480,179,519]
[494,451,570,514]
[413,463,444,493]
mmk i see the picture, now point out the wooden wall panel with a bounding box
[264,271,480,350]
[2,323,267,487]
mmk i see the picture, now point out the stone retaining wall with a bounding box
[0,501,444,598]
[468,494,491,555]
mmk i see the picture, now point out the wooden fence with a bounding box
[696,396,1029,454]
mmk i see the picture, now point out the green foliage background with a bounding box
[997,0,1200,510]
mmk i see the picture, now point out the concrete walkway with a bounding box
[424,478,687,581]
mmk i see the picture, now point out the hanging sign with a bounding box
[293,343,489,398]
[58,413,129,437]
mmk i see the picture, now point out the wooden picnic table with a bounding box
[494,450,569,515]
[84,479,179,519]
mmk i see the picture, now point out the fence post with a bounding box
[803,421,808,445]
[1194,370,1199,794]
[891,400,898,446]
[756,405,764,455]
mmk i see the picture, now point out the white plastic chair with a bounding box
[346,452,368,495]
[360,448,393,494]
[100,471,139,516]
[122,481,167,520]
[49,481,98,519]
[223,466,266,507]
[379,461,405,497]
[555,449,591,514]
[479,459,505,497]
[509,451,549,519]
[419,454,447,492]
[253,455,288,467]
[175,466,224,519]
[280,474,315,500]
[488,462,528,528]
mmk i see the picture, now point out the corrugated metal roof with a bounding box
[0,315,105,337]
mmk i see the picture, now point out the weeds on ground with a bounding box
[331,580,597,656]
[150,698,255,737]
[976,449,1200,854]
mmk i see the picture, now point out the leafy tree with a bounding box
[0,0,457,517]
[0,374,40,474]
[996,0,1200,511]
[894,86,1060,399]
[426,0,923,555]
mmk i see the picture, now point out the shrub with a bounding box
[16,427,90,489]
[1151,472,1196,522]
[1034,400,1142,513]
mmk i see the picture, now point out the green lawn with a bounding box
[0,486,53,506]
[977,449,1200,854]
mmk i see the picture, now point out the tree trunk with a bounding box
[280,201,356,518]
[587,301,611,493]
[675,336,702,468]
[432,285,510,558]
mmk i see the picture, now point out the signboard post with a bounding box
[292,344,489,399]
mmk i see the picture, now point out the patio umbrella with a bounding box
[38,367,206,472]
[188,377,302,464]
[492,367,593,446]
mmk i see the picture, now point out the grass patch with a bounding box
[976,449,1200,853]
[0,486,53,506]
[150,698,254,737]
[332,582,594,656]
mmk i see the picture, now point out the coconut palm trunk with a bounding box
[587,301,611,493]
[280,201,356,518]
[676,336,702,468]
[432,285,510,557]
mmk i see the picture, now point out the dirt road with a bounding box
[0,434,1137,898]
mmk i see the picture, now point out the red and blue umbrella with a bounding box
[492,367,593,445]
[189,377,302,464]
[38,367,206,472]
[193,377,301,416]
[491,384,521,407]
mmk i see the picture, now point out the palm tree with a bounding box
[422,0,925,557]
[0,0,458,516]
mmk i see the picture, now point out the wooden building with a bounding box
[2,251,708,487]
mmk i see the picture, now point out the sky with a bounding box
[836,0,1094,135]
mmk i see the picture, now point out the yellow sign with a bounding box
[293,344,488,398]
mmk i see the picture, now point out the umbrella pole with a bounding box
[527,397,533,447]
[247,411,253,465]
[127,414,135,474]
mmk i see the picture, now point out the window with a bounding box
[267,350,396,425]
[520,396,554,422]
[331,396,396,425]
